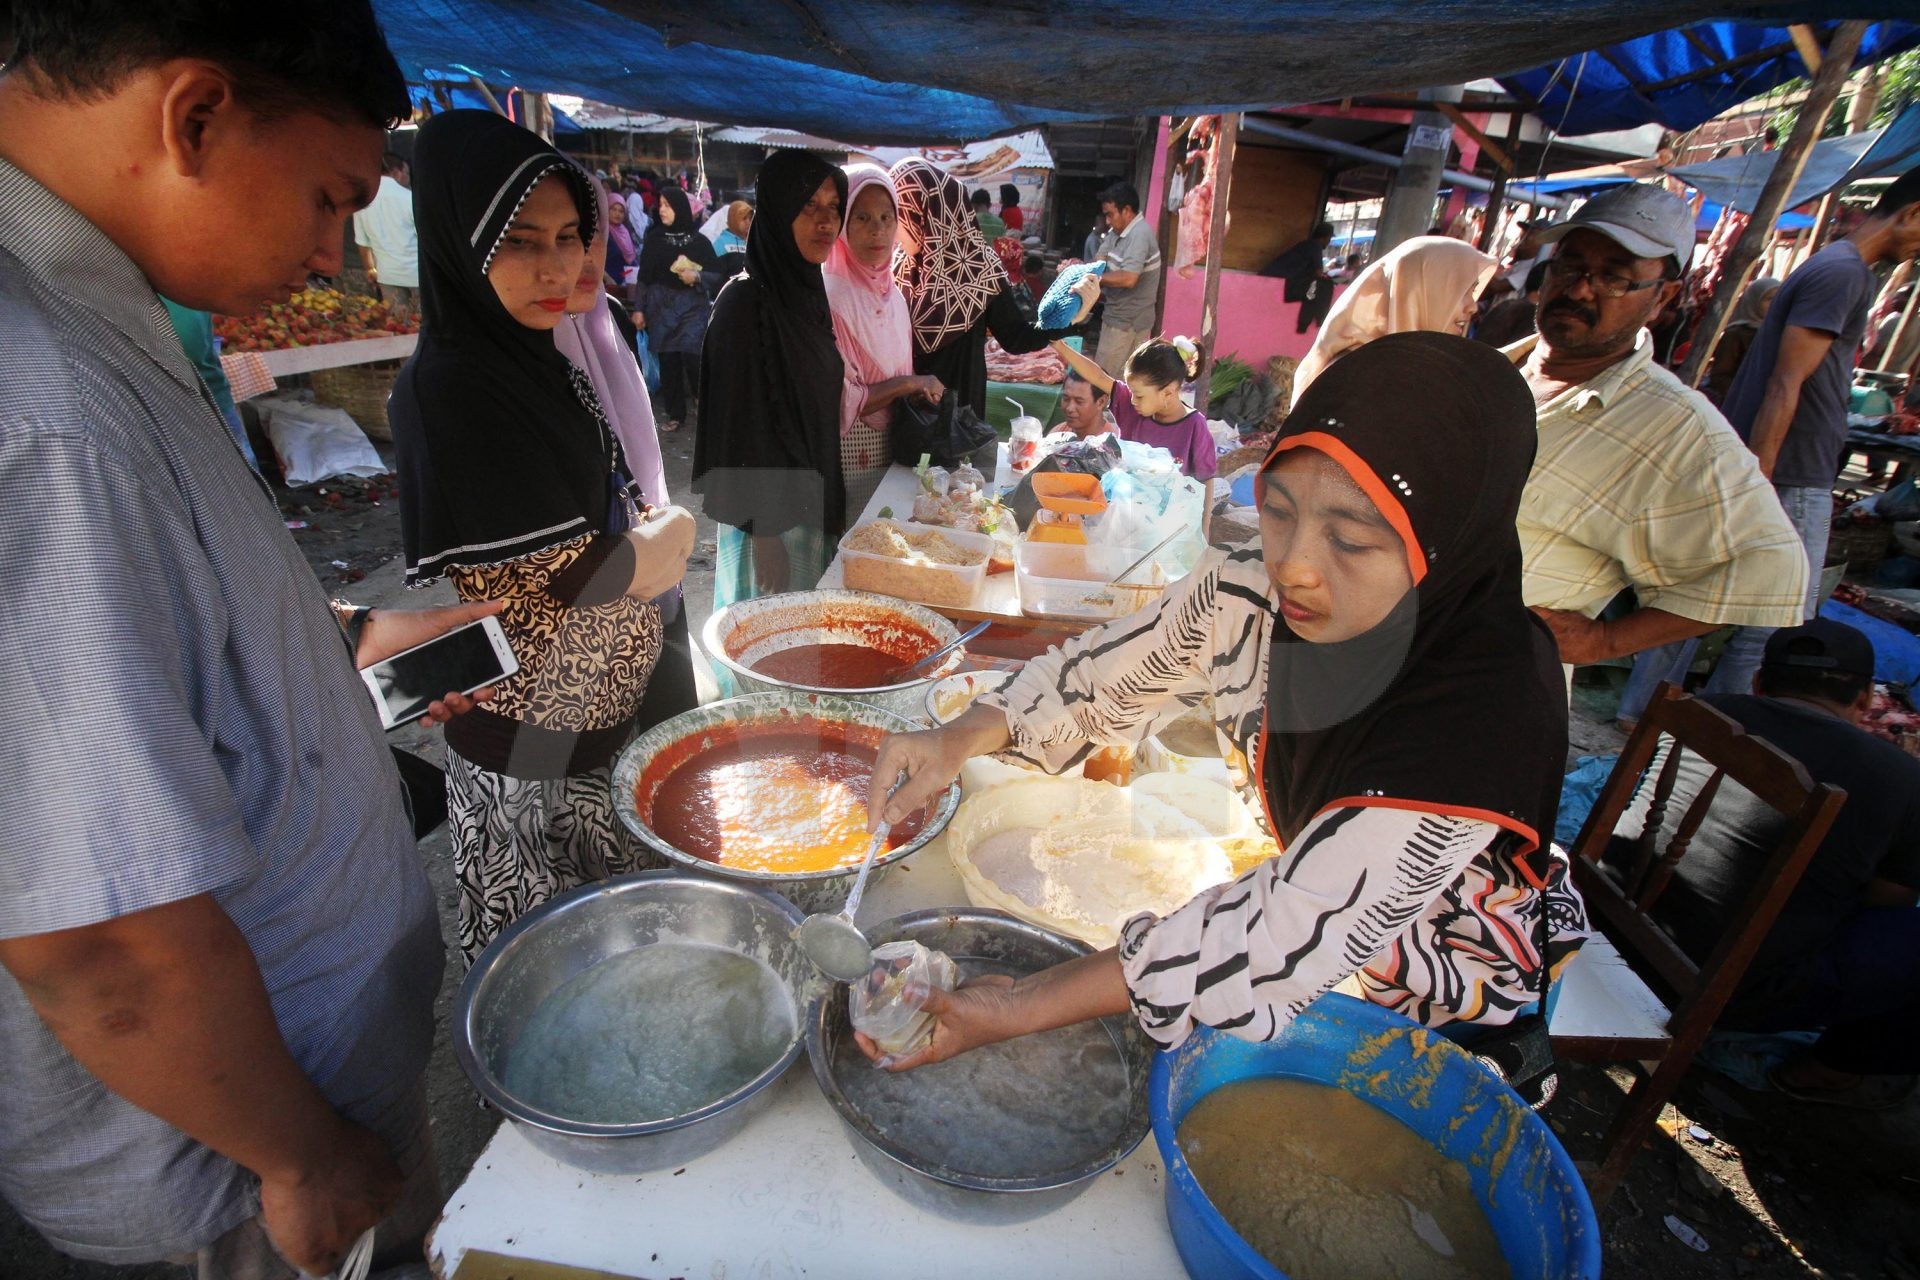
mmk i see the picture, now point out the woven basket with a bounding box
[1828,518,1894,569]
[309,360,402,441]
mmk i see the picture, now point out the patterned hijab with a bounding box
[890,157,1007,354]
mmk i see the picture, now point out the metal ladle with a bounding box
[795,822,891,981]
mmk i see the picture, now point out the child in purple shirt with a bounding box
[1051,335,1219,480]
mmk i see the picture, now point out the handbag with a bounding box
[890,389,996,470]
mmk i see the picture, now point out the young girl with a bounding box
[1051,334,1218,480]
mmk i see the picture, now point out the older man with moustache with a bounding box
[1507,185,1807,674]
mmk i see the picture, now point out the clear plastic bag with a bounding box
[849,940,958,1060]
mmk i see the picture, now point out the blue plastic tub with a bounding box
[1150,994,1601,1280]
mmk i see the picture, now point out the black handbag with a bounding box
[891,389,996,470]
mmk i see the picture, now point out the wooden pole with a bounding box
[1477,108,1526,253]
[1679,21,1869,389]
[1878,271,1920,374]
[1194,112,1241,412]
[467,76,506,117]
[1152,117,1182,330]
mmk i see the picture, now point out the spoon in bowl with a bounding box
[878,618,992,685]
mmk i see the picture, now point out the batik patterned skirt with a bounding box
[445,750,664,966]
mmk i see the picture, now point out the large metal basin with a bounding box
[806,908,1152,1222]
[610,691,960,914]
[455,871,816,1174]
[700,588,964,719]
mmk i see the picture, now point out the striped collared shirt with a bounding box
[1511,331,1809,626]
[0,158,440,1262]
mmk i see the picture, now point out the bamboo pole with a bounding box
[1679,21,1869,389]
[1194,113,1241,413]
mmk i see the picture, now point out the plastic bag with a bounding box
[891,389,995,469]
[632,328,661,394]
[849,941,958,1061]
[256,396,385,487]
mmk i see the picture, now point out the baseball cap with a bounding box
[1534,183,1696,272]
[1761,619,1876,681]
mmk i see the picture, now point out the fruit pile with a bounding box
[215,286,417,351]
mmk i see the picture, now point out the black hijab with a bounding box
[1260,331,1566,877]
[390,110,614,587]
[692,151,849,538]
[638,186,718,286]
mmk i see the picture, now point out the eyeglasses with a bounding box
[1543,259,1667,299]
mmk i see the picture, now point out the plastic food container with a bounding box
[1015,539,1173,621]
[838,519,993,609]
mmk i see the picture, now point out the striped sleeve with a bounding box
[979,547,1247,775]
[1117,806,1496,1047]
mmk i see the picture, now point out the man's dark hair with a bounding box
[1756,663,1872,707]
[1344,253,1362,268]
[971,188,992,209]
[999,182,1020,208]
[1022,251,1044,275]
[1100,181,1141,214]
[1064,368,1109,398]
[1871,167,1920,219]
[1311,221,1335,241]
[4,0,408,129]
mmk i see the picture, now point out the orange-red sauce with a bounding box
[751,643,906,689]
[638,718,928,874]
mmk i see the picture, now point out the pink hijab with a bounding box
[823,162,914,436]
[1291,235,1498,405]
[555,172,669,508]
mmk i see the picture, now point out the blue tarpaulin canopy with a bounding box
[1667,103,1920,214]
[368,3,1920,144]
[1499,21,1920,136]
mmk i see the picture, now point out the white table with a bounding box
[426,835,1185,1280]
[253,332,418,377]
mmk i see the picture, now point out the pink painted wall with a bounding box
[1159,266,1339,367]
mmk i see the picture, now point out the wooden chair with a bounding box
[1549,683,1847,1206]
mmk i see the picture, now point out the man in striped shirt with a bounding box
[1510,184,1807,671]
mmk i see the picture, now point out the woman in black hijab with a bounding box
[390,110,696,964]
[638,185,719,431]
[694,150,848,608]
[860,332,1586,1066]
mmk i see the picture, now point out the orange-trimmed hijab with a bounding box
[1257,332,1565,873]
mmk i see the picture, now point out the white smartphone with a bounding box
[359,615,519,731]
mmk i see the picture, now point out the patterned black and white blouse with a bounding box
[980,541,1589,1047]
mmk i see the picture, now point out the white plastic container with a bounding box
[1014,539,1174,621]
[838,518,993,609]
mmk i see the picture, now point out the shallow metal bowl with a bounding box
[700,588,965,719]
[454,871,814,1174]
[806,908,1152,1221]
[610,691,960,914]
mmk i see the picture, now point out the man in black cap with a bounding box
[1613,620,1920,1107]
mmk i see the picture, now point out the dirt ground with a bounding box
[6,424,1917,1279]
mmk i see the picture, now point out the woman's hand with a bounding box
[354,600,504,726]
[675,266,702,287]
[867,704,1011,830]
[854,949,1133,1072]
[628,507,696,600]
[1070,275,1101,323]
[910,375,945,404]
[854,975,1022,1070]
[752,534,791,594]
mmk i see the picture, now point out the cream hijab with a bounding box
[1291,236,1498,405]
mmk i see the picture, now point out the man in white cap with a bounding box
[1509,183,1808,673]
